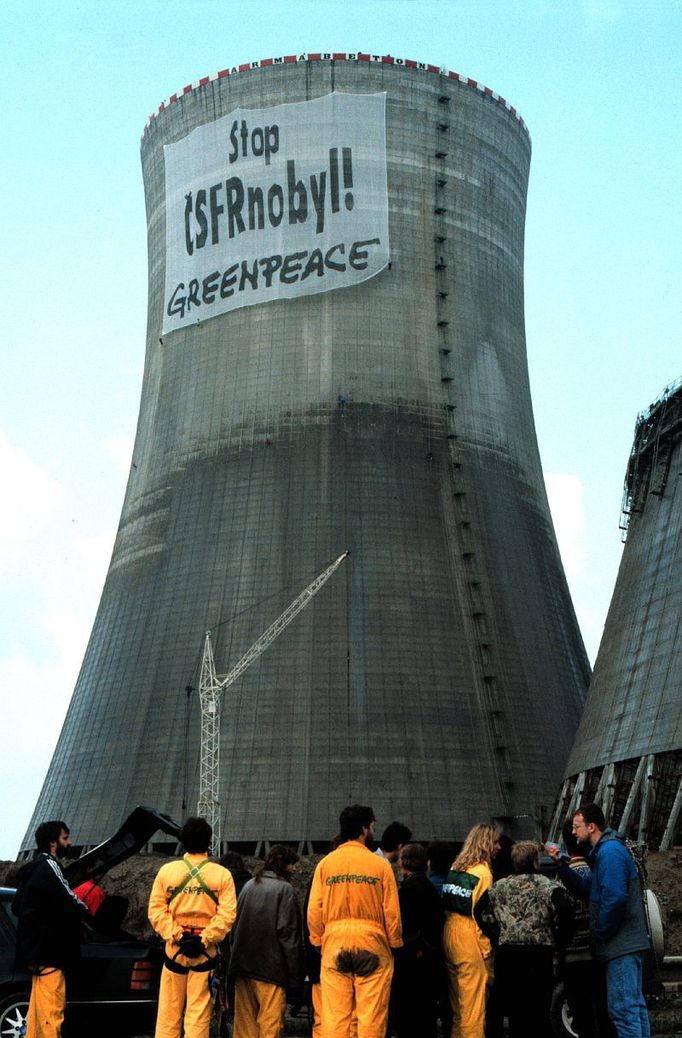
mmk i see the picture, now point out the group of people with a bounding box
[11,801,652,1038]
[438,806,651,1038]
[144,803,653,1038]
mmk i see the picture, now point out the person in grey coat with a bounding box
[547,803,651,1038]
[228,845,304,1038]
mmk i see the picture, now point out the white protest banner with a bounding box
[162,92,389,333]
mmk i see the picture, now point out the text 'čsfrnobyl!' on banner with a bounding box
[162,92,389,332]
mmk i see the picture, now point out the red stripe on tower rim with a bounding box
[143,54,529,140]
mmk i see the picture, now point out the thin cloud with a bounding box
[545,470,622,665]
[104,434,134,473]
[0,430,63,552]
[78,529,117,589]
[0,647,79,858]
[546,471,587,583]
[581,0,623,31]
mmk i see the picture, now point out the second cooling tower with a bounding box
[551,380,682,849]
[24,54,590,851]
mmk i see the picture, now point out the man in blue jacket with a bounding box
[547,803,650,1038]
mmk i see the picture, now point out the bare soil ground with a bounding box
[648,849,682,955]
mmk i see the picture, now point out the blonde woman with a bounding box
[442,823,501,1038]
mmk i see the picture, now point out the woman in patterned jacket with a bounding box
[474,840,573,1038]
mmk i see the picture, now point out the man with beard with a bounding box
[307,804,402,1038]
[12,820,91,1038]
[557,820,615,1038]
[547,804,650,1038]
[374,822,412,864]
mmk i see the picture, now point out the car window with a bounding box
[0,895,17,942]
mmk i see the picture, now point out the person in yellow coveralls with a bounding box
[442,823,501,1038]
[303,835,359,1038]
[307,805,403,1038]
[148,817,237,1038]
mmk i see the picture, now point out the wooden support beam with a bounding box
[548,779,571,842]
[620,756,647,835]
[567,772,586,817]
[637,755,657,843]
[660,776,682,851]
[601,762,617,823]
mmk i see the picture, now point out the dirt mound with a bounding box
[109,853,325,937]
[647,848,682,955]
[3,847,681,954]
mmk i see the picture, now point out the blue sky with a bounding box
[1,0,679,859]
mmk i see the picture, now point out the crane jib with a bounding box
[197,551,349,848]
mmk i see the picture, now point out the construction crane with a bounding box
[197,551,349,849]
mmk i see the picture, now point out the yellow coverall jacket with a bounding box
[442,861,493,1038]
[148,854,237,1038]
[307,840,402,1038]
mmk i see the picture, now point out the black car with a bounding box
[0,806,181,1038]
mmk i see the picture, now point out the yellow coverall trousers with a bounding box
[233,978,286,1038]
[442,915,492,1038]
[26,968,65,1038]
[155,955,213,1038]
[319,921,393,1038]
[312,983,357,1038]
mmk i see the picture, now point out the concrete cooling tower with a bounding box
[550,379,682,849]
[23,53,590,854]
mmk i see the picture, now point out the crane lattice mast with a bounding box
[197,551,349,849]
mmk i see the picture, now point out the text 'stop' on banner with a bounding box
[162,91,389,333]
